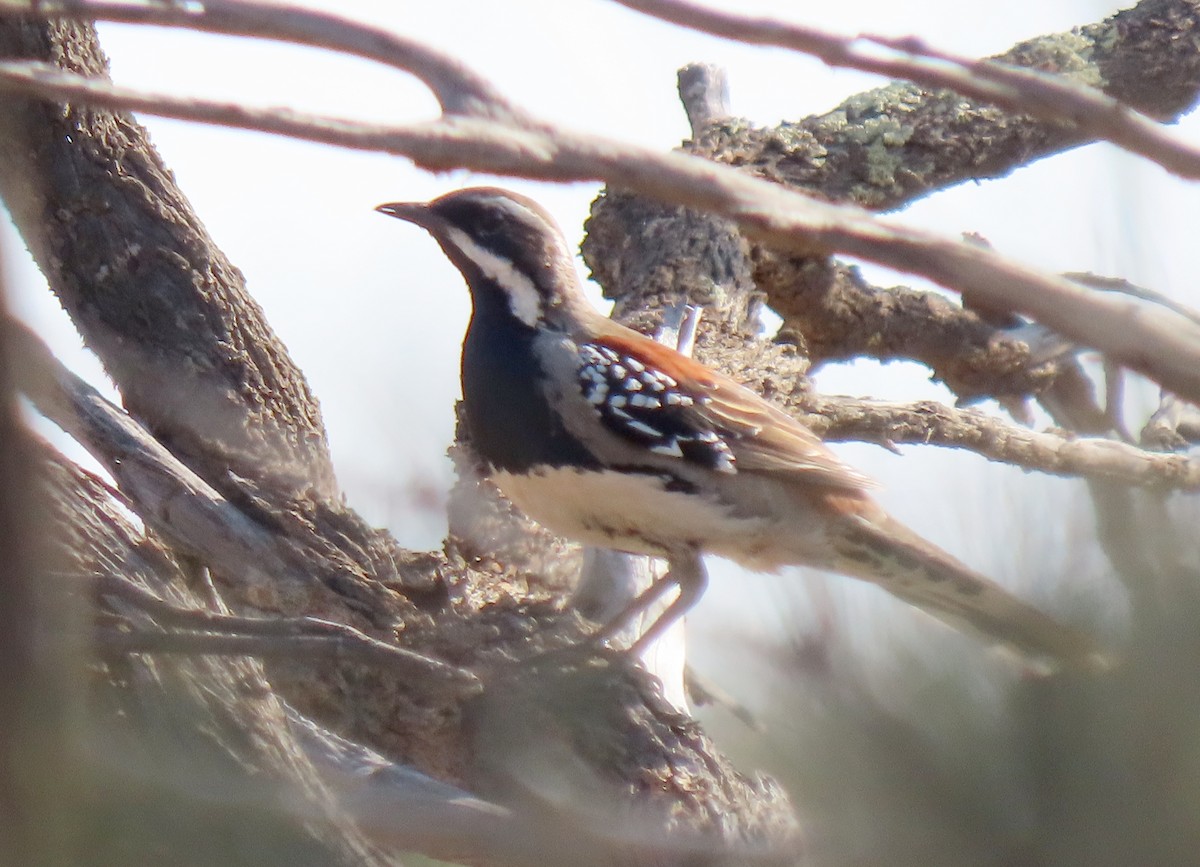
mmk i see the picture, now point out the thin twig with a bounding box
[95,573,480,692]
[30,0,511,117]
[1066,272,1200,329]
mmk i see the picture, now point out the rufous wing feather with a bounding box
[593,325,873,490]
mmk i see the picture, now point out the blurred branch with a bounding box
[0,223,62,866]
[1143,393,1200,450]
[36,443,395,866]
[284,706,545,865]
[29,0,513,116]
[3,52,1200,406]
[94,573,478,696]
[1066,271,1200,328]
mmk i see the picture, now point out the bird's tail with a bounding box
[830,514,1107,671]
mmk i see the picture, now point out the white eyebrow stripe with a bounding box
[444,226,542,327]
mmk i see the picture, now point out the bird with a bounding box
[376,187,1103,668]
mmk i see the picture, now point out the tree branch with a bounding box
[757,254,1069,400]
[30,0,512,117]
[803,395,1200,490]
[615,0,1200,181]
[34,442,396,866]
[677,0,1200,210]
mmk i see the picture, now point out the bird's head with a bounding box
[376,187,589,330]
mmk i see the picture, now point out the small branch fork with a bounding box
[4,1,1200,405]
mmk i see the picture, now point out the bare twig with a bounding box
[2,59,1200,406]
[1067,272,1200,329]
[613,0,1200,180]
[677,62,730,134]
[30,0,512,117]
[94,573,479,692]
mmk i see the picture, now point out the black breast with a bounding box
[460,286,598,473]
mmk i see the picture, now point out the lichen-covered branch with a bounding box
[678,0,1200,209]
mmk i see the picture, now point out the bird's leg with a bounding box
[586,549,706,652]
[587,566,680,649]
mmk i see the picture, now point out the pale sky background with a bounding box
[4,0,1196,698]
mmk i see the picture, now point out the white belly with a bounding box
[492,466,776,561]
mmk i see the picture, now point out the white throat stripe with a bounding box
[445,226,541,327]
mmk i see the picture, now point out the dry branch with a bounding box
[31,0,512,116]
[804,396,1200,490]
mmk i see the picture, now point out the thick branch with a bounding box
[36,443,395,866]
[0,17,338,504]
[756,254,1067,399]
